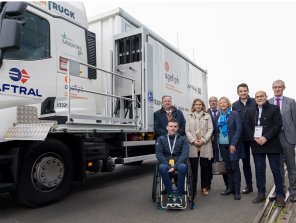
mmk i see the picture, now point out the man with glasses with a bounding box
[245,91,285,207]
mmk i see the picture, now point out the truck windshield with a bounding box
[4,11,50,60]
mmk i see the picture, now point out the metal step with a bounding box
[0,183,14,193]
[0,155,13,165]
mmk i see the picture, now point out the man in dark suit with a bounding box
[232,83,256,194]
[269,80,296,202]
[245,90,285,207]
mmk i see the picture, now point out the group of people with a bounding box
[154,79,296,209]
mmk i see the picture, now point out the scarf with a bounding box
[217,108,231,137]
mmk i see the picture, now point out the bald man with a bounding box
[245,90,285,207]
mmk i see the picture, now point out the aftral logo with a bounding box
[9,68,30,84]
[0,68,42,97]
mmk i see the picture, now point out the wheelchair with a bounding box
[152,162,194,210]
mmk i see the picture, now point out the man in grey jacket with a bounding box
[269,79,296,202]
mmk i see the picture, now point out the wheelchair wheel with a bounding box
[152,164,160,202]
[186,162,195,209]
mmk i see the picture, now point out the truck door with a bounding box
[0,7,57,110]
[54,17,96,119]
[113,28,144,126]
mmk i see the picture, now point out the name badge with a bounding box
[254,126,263,137]
[169,159,174,167]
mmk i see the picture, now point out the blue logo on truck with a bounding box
[0,68,42,97]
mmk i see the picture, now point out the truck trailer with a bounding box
[0,1,208,207]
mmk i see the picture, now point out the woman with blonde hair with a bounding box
[186,98,213,198]
[214,97,245,200]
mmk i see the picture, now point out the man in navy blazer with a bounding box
[269,80,296,202]
[154,95,186,138]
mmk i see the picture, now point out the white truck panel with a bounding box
[148,35,207,116]
[88,8,207,132]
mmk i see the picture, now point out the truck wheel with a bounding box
[11,139,73,207]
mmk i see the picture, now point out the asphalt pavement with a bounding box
[0,159,275,223]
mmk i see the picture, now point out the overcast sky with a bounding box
[83,0,296,104]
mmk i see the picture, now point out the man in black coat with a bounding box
[232,83,257,194]
[245,90,285,207]
[154,95,186,138]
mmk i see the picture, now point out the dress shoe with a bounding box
[269,193,276,201]
[252,194,266,204]
[202,188,209,196]
[242,186,253,194]
[276,196,285,207]
[234,193,241,200]
[221,189,234,196]
[290,196,296,202]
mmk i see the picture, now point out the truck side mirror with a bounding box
[0,19,22,51]
[2,2,27,16]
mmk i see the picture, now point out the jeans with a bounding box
[219,144,241,194]
[242,141,253,187]
[159,163,187,196]
[253,153,284,197]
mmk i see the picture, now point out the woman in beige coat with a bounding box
[186,98,213,197]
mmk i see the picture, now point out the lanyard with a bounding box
[167,135,177,157]
[256,107,262,126]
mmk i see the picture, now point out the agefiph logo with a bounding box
[164,61,179,85]
[0,68,42,97]
[9,68,30,84]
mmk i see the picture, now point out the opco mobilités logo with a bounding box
[9,68,30,84]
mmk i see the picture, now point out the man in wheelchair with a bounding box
[155,118,189,207]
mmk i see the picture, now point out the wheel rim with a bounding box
[31,153,65,192]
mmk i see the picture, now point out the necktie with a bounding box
[276,98,280,107]
[213,110,217,119]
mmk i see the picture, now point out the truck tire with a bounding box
[11,139,73,207]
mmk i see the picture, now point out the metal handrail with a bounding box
[66,58,137,125]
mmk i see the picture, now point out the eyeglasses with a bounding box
[255,95,265,99]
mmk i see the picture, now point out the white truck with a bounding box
[0,1,208,207]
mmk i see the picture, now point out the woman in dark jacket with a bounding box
[214,97,245,200]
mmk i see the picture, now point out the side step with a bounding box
[0,183,14,193]
[0,155,16,193]
[0,155,13,164]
